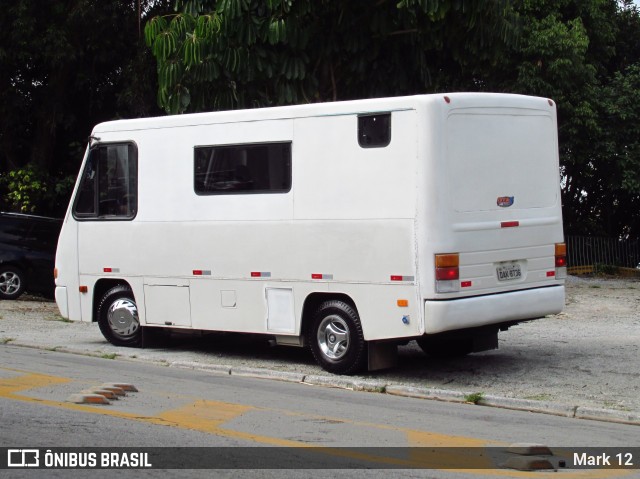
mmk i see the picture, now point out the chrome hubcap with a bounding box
[107,298,139,339]
[0,272,21,295]
[317,315,350,360]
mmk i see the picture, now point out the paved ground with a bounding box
[1,276,639,425]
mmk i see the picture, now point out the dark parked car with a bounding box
[0,212,62,299]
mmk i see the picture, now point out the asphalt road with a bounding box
[1,346,639,478]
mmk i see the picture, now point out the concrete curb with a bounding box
[385,385,468,403]
[9,341,640,427]
[478,395,577,418]
[170,360,232,376]
[574,406,640,426]
[231,367,306,383]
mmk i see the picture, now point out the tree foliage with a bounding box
[496,0,640,237]
[0,0,167,215]
[144,0,519,113]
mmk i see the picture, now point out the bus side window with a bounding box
[194,142,291,195]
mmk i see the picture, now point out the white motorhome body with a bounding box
[54,93,566,374]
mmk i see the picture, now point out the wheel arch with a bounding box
[92,278,134,322]
[300,292,359,338]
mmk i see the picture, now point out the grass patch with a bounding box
[100,353,118,360]
[0,337,15,344]
[46,346,60,351]
[464,392,484,404]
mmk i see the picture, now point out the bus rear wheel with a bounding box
[307,300,367,375]
[98,285,141,347]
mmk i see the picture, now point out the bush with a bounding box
[0,164,75,217]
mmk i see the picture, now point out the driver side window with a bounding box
[73,143,138,220]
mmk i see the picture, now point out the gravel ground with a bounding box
[1,276,639,415]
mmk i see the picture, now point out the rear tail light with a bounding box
[555,243,567,279]
[435,253,460,293]
[555,243,567,267]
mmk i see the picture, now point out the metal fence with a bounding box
[566,236,640,269]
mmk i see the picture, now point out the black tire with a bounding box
[97,285,141,347]
[307,300,367,375]
[416,337,473,358]
[0,266,26,300]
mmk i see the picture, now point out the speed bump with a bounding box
[507,443,553,456]
[81,388,119,400]
[99,385,126,397]
[66,393,110,405]
[502,442,555,471]
[66,383,137,404]
[102,382,138,392]
[502,456,554,471]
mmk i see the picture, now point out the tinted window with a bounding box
[358,113,391,148]
[0,217,24,246]
[194,142,291,195]
[0,215,61,251]
[74,143,138,219]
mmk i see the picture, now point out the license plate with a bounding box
[496,262,522,281]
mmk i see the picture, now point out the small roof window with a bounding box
[358,113,391,148]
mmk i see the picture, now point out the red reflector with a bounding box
[555,256,567,267]
[390,275,415,282]
[251,272,260,277]
[79,286,88,293]
[193,270,203,276]
[311,274,322,279]
[501,221,520,228]
[461,281,472,288]
[103,268,112,273]
[547,271,555,277]
[436,267,459,281]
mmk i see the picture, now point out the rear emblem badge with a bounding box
[497,196,514,207]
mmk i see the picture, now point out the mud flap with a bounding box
[368,341,398,371]
[472,331,499,353]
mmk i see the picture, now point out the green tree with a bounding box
[0,0,168,215]
[485,0,640,237]
[145,0,519,113]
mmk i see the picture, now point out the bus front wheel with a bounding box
[97,285,141,347]
[307,300,367,375]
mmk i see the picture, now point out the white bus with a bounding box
[54,93,566,374]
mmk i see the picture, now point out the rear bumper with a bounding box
[424,285,564,334]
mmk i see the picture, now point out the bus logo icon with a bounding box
[497,196,514,207]
[7,449,39,467]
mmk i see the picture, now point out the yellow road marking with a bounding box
[157,400,255,432]
[0,368,632,478]
[0,372,71,395]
